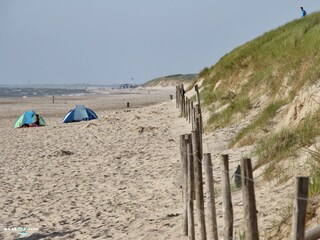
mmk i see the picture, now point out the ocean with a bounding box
[0,87,90,98]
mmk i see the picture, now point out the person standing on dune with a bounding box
[300,7,307,18]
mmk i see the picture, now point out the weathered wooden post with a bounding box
[176,85,179,108]
[194,105,203,157]
[179,84,185,117]
[188,99,191,122]
[186,133,195,240]
[194,84,203,133]
[241,157,259,240]
[127,102,130,108]
[182,96,186,118]
[185,98,189,121]
[198,105,203,156]
[180,134,189,235]
[292,177,309,240]
[52,95,55,104]
[190,101,194,124]
[192,130,206,240]
[221,154,233,240]
[203,153,218,240]
[192,107,196,131]
[305,225,320,240]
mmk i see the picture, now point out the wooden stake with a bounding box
[203,153,218,240]
[241,158,259,240]
[221,154,233,240]
[185,98,189,121]
[186,134,195,240]
[194,84,203,133]
[192,130,206,240]
[180,84,185,117]
[176,86,179,108]
[305,225,320,240]
[292,177,309,240]
[180,134,188,235]
[190,101,194,125]
[196,105,203,157]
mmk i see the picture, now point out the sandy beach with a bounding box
[0,88,191,240]
[0,87,308,240]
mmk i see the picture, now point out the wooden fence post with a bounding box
[192,130,207,240]
[221,154,233,240]
[176,86,180,108]
[194,84,203,133]
[192,107,196,131]
[189,101,193,124]
[180,134,189,235]
[203,153,218,240]
[305,225,320,240]
[196,105,203,157]
[180,84,185,117]
[292,177,309,240]
[186,98,189,121]
[186,134,195,240]
[127,102,130,108]
[52,95,55,104]
[241,157,259,240]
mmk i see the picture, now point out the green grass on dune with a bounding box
[202,12,320,103]
[198,13,320,184]
[229,100,287,147]
[254,111,320,179]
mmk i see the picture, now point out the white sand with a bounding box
[0,88,302,239]
[0,89,189,240]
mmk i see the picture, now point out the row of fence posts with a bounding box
[176,84,319,240]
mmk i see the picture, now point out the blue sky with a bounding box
[0,1,318,85]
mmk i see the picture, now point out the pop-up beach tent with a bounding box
[14,110,46,128]
[63,105,98,123]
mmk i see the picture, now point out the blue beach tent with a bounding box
[63,105,98,123]
[14,110,46,128]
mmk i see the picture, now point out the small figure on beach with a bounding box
[15,110,46,128]
[20,114,40,128]
[300,7,307,18]
[29,114,40,127]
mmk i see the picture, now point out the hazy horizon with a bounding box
[0,1,318,85]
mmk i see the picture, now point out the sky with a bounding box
[0,1,318,85]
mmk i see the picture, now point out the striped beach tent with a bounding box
[63,105,98,123]
[14,110,46,128]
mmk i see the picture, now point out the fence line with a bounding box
[176,84,315,240]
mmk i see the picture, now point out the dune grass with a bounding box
[200,12,320,130]
[199,12,320,179]
[307,147,320,197]
[196,13,320,184]
[206,97,252,129]
[229,100,287,147]
[254,111,320,179]
[192,12,320,238]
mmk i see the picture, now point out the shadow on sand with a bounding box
[14,230,78,240]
